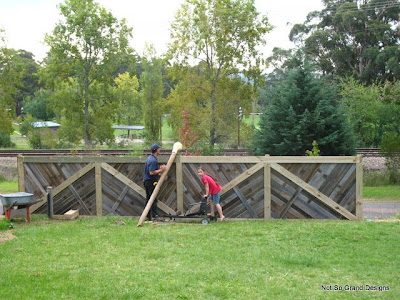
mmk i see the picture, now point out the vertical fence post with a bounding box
[47,186,53,219]
[176,156,184,214]
[264,155,271,219]
[95,163,103,216]
[356,155,363,220]
[17,155,25,192]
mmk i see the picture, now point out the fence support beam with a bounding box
[264,162,271,219]
[176,156,184,214]
[356,155,363,220]
[17,155,25,192]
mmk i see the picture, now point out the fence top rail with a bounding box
[19,155,361,164]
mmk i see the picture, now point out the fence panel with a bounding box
[18,155,362,220]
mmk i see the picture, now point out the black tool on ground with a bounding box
[165,196,217,225]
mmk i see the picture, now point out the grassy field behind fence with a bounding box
[0,217,399,299]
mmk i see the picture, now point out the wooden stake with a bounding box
[137,142,182,227]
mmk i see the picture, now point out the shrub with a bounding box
[196,140,224,156]
[363,171,391,187]
[28,128,58,149]
[0,132,15,148]
[305,140,321,156]
[381,133,400,184]
[0,218,14,231]
[19,118,34,136]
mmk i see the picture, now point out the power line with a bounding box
[323,1,400,13]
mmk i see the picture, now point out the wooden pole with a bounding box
[356,155,363,220]
[137,142,182,227]
[47,186,53,219]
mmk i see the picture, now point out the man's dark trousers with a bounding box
[144,180,158,220]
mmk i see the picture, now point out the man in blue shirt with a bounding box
[143,144,166,221]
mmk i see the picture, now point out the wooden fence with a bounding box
[17,155,363,220]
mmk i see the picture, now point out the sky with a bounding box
[0,0,324,61]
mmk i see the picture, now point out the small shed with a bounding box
[112,125,145,139]
[31,121,61,132]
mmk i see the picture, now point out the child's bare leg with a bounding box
[215,204,225,221]
[208,202,215,216]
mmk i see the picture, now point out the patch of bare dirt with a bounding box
[0,230,16,243]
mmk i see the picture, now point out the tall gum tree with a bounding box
[141,44,164,143]
[43,0,134,147]
[289,0,400,83]
[0,30,23,146]
[168,0,272,146]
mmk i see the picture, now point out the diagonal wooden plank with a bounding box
[110,186,130,213]
[279,187,303,219]
[31,163,95,212]
[101,163,175,215]
[233,186,258,218]
[24,164,47,196]
[109,166,138,214]
[101,163,145,197]
[279,164,321,218]
[57,163,92,215]
[67,184,91,215]
[271,163,356,220]
[221,163,264,196]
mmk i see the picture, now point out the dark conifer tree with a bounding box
[252,63,356,156]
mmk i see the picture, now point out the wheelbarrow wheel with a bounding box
[201,218,209,225]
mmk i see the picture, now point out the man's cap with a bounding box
[150,144,161,151]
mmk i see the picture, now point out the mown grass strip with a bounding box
[0,217,398,299]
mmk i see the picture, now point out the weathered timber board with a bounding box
[21,157,359,219]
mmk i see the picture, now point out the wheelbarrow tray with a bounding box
[0,192,35,207]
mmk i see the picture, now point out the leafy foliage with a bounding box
[141,45,164,144]
[12,50,41,116]
[290,0,400,83]
[0,218,13,231]
[166,66,254,147]
[168,0,272,145]
[113,72,142,125]
[0,31,23,144]
[23,89,55,121]
[252,63,356,156]
[28,128,58,149]
[381,132,400,184]
[0,108,15,148]
[305,140,321,156]
[19,115,35,136]
[339,78,400,147]
[42,0,134,147]
[178,109,199,154]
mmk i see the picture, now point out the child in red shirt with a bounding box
[197,167,225,221]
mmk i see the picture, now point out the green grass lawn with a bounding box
[0,217,398,299]
[0,181,19,194]
[363,186,400,202]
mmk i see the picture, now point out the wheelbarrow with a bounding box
[165,196,217,225]
[0,192,40,222]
